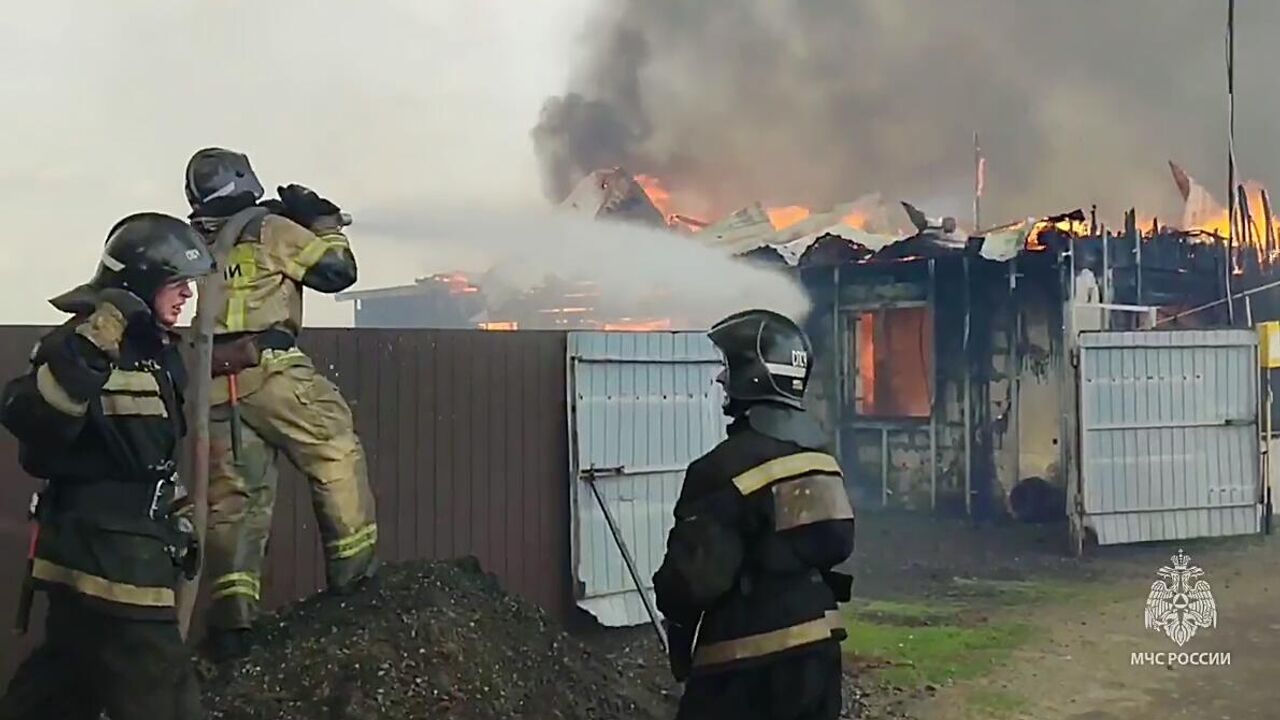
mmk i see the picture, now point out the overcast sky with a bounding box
[0,0,592,325]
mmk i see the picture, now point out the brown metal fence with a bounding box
[0,326,571,683]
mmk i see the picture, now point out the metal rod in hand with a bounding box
[13,498,38,635]
[584,469,669,652]
[228,374,244,465]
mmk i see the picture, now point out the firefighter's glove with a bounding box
[278,184,343,228]
[174,518,200,581]
[665,620,696,683]
[76,289,149,360]
[167,486,200,580]
[168,483,194,521]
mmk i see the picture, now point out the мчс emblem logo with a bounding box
[1143,549,1217,647]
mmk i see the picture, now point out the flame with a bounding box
[602,318,673,332]
[840,211,870,229]
[765,205,875,232]
[1190,182,1280,268]
[479,321,518,331]
[767,205,811,230]
[1025,217,1090,251]
[635,173,879,236]
[633,174,673,219]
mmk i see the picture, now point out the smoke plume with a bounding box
[534,0,1280,226]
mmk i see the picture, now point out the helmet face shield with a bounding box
[712,348,730,409]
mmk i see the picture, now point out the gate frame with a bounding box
[1068,326,1265,555]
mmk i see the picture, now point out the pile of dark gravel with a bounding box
[200,557,678,720]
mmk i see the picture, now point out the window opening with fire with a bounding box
[846,307,933,418]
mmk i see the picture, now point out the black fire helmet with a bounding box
[708,308,812,411]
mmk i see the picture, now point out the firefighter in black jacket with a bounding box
[0,213,215,720]
[653,308,856,720]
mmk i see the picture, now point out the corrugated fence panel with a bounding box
[0,326,569,684]
[1078,329,1262,545]
[568,332,726,626]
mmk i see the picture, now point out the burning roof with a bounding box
[558,167,668,228]
[343,162,1280,333]
[607,161,1280,280]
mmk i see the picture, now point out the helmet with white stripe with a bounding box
[708,308,811,411]
[184,147,265,216]
[91,212,215,303]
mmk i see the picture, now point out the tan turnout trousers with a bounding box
[205,348,378,630]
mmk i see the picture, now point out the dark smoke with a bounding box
[533,0,1280,225]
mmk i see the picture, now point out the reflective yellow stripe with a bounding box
[224,243,257,333]
[211,572,261,601]
[103,369,159,393]
[772,473,855,531]
[692,610,844,667]
[35,365,88,416]
[31,558,174,607]
[326,524,378,560]
[261,347,307,368]
[731,452,842,495]
[100,394,167,417]
[212,572,260,590]
[285,235,348,279]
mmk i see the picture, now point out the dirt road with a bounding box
[906,535,1279,719]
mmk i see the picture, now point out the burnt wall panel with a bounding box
[0,326,570,683]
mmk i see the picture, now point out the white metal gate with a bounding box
[567,332,725,626]
[1077,329,1263,545]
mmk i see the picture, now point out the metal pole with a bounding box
[1267,382,1274,533]
[973,132,983,232]
[833,265,842,464]
[585,470,668,652]
[1101,232,1110,329]
[1136,228,1143,307]
[929,259,937,511]
[1010,261,1021,498]
[881,428,889,507]
[963,256,972,517]
[1226,0,1237,323]
[1262,189,1276,264]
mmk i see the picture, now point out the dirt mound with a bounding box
[201,557,678,720]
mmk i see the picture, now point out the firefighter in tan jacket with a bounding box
[184,147,379,661]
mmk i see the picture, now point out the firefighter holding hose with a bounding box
[184,147,379,662]
[0,213,212,719]
[653,309,856,720]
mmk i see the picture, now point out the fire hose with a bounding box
[178,205,268,640]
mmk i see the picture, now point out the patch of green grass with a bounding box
[843,617,1034,688]
[963,687,1027,718]
[847,599,963,625]
[944,577,1084,606]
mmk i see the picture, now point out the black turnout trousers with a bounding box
[0,590,202,720]
[675,640,844,720]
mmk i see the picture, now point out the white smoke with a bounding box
[354,204,812,328]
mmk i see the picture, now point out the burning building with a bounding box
[340,162,1280,527]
